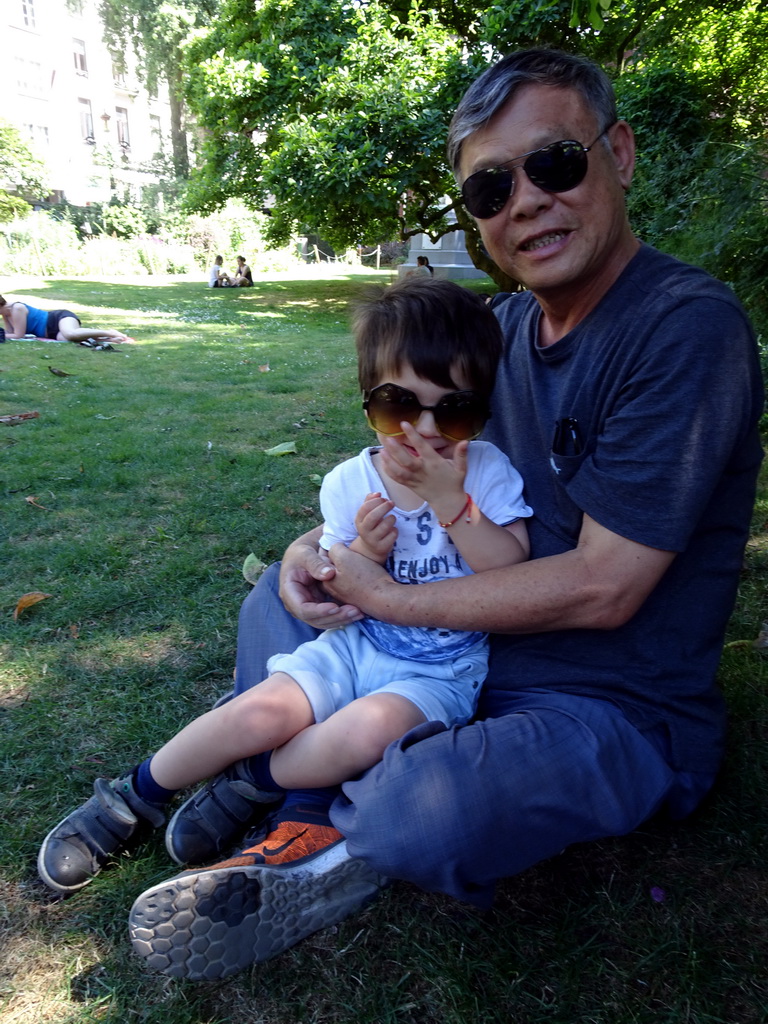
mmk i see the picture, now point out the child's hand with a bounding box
[380,424,468,520]
[350,491,397,563]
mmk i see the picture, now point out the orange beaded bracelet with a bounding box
[438,493,473,528]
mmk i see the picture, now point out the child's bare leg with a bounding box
[150,672,313,790]
[37,675,312,894]
[269,693,426,789]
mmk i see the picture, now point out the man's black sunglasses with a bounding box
[363,382,490,441]
[461,124,616,220]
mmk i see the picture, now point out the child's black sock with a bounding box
[280,787,337,826]
[240,750,283,793]
[134,756,179,807]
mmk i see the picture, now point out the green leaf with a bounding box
[242,552,267,584]
[263,441,297,456]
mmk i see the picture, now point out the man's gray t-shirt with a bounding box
[483,243,764,773]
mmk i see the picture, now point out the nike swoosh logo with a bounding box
[262,828,307,857]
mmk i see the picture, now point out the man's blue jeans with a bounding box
[234,563,715,907]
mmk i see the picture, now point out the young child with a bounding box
[38,277,532,895]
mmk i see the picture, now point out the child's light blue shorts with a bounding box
[267,623,488,728]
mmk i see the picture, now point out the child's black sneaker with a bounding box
[37,774,165,894]
[165,760,283,866]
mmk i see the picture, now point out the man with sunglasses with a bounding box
[129,49,763,974]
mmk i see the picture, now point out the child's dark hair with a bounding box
[353,277,502,397]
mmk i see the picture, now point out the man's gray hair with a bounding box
[447,48,617,176]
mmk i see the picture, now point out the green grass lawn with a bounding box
[1,269,767,1024]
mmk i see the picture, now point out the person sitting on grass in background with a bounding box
[0,296,130,344]
[231,255,253,287]
[208,255,232,288]
[37,277,532,909]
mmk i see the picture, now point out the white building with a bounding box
[1,0,173,207]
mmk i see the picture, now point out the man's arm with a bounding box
[326,513,675,634]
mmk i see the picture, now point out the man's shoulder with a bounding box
[490,246,743,311]
[624,243,744,310]
[488,289,536,334]
[489,289,531,312]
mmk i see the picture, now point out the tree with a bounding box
[184,0,532,287]
[98,0,217,177]
[182,0,768,291]
[0,120,50,223]
[188,5,478,253]
[616,5,768,337]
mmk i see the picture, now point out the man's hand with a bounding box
[278,529,363,629]
[350,492,397,563]
[324,542,399,616]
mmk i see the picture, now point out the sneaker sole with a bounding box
[128,840,386,979]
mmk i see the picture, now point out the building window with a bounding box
[23,124,49,147]
[14,57,44,96]
[112,61,126,87]
[79,98,95,143]
[149,114,162,149]
[115,107,130,151]
[20,0,36,29]
[73,39,88,75]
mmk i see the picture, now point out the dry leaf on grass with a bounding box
[13,592,52,620]
[25,495,51,510]
[0,411,39,426]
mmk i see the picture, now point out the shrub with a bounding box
[0,213,82,275]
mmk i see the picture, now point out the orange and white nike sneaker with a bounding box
[129,807,388,979]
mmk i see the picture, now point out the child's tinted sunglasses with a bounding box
[363,382,491,441]
[461,124,616,220]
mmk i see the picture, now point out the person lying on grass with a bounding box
[38,277,532,902]
[0,295,131,343]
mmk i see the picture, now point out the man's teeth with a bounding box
[523,232,566,251]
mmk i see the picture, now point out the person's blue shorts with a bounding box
[268,624,486,727]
